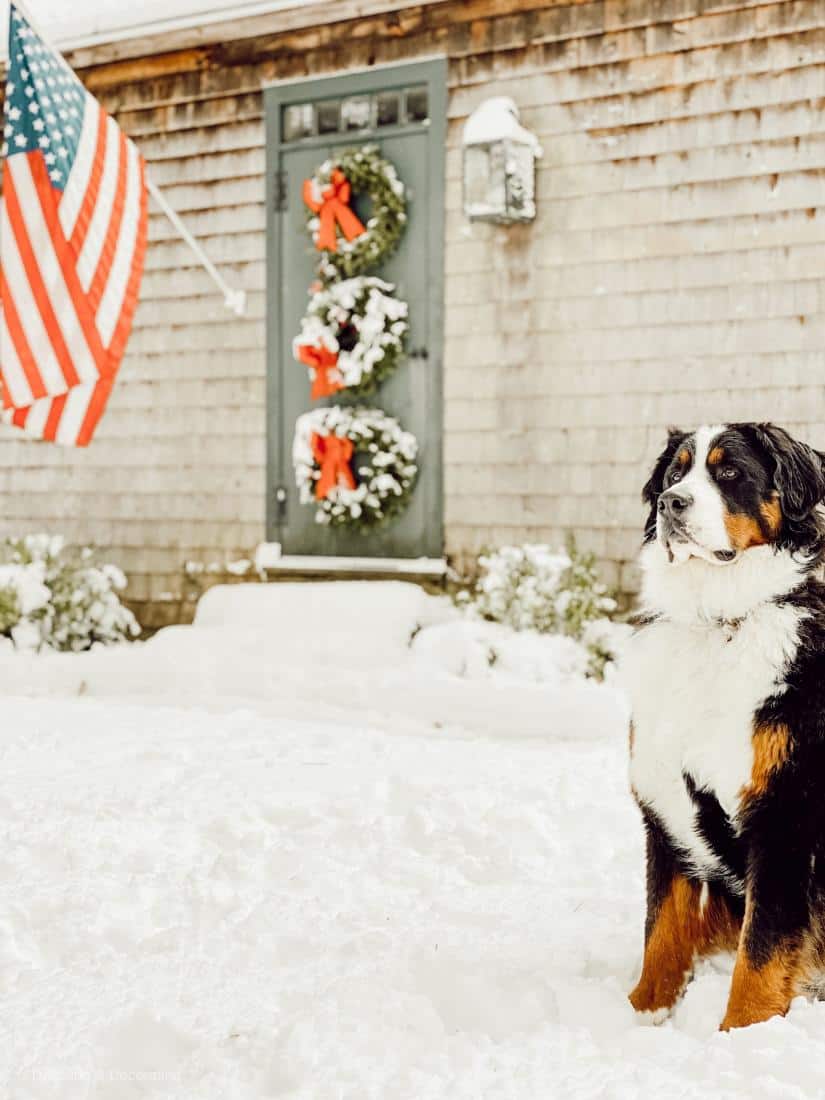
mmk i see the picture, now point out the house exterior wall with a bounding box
[5,0,824,620]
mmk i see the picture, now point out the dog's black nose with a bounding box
[658,489,693,517]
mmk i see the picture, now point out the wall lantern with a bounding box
[462,97,543,224]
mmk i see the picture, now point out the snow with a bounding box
[462,96,543,155]
[1,579,824,1097]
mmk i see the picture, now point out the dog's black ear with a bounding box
[753,423,825,522]
[642,428,688,540]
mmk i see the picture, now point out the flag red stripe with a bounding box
[0,266,48,401]
[28,152,112,373]
[11,406,29,428]
[68,108,107,256]
[108,156,148,364]
[4,165,82,390]
[42,394,67,442]
[76,375,114,447]
[88,131,128,314]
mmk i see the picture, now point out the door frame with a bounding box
[264,57,447,554]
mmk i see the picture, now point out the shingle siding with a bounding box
[1,0,821,619]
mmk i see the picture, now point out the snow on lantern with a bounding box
[462,97,543,224]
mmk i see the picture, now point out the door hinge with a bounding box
[274,485,288,523]
[274,169,288,212]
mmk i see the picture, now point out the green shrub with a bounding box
[0,535,140,652]
[458,538,618,677]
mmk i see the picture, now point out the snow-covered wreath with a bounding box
[302,145,407,278]
[293,405,418,530]
[293,277,409,400]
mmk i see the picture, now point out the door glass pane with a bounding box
[283,103,314,141]
[341,95,372,131]
[376,91,400,127]
[405,86,429,123]
[316,99,340,134]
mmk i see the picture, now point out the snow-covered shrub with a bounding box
[0,534,140,652]
[459,540,618,677]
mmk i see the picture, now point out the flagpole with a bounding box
[146,178,247,316]
[7,0,247,317]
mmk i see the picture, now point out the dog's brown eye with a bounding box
[669,470,683,484]
[718,466,739,481]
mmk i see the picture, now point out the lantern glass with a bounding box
[463,139,536,223]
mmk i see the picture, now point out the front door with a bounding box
[265,60,446,559]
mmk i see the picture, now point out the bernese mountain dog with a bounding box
[623,422,825,1030]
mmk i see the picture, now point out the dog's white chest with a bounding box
[622,603,801,877]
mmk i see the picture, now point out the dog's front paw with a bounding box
[629,972,684,1016]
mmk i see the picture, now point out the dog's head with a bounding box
[642,423,825,566]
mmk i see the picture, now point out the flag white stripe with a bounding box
[10,156,100,384]
[1,201,67,397]
[76,114,120,291]
[97,139,141,347]
[58,92,101,239]
[23,396,50,438]
[0,304,35,408]
[55,382,93,445]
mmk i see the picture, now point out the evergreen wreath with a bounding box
[303,145,407,278]
[293,277,409,400]
[293,405,418,531]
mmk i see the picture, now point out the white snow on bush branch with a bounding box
[459,541,620,677]
[0,534,140,652]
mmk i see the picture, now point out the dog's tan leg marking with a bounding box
[721,947,799,1031]
[630,875,740,1014]
[720,896,803,1031]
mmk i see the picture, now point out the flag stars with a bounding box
[5,11,84,182]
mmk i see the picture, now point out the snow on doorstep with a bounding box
[0,581,823,1098]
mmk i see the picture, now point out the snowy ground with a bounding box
[1,582,824,1099]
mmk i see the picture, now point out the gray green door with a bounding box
[265,60,446,559]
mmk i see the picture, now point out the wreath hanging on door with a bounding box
[292,404,418,530]
[302,145,408,278]
[293,276,409,400]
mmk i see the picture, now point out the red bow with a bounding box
[302,169,366,253]
[311,432,356,500]
[296,345,343,400]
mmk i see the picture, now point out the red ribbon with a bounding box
[302,169,366,253]
[311,432,356,500]
[296,344,343,400]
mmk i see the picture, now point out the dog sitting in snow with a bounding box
[623,422,825,1030]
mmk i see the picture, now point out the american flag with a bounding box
[0,3,147,446]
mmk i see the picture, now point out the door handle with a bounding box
[408,347,429,360]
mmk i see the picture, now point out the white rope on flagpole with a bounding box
[7,0,247,317]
